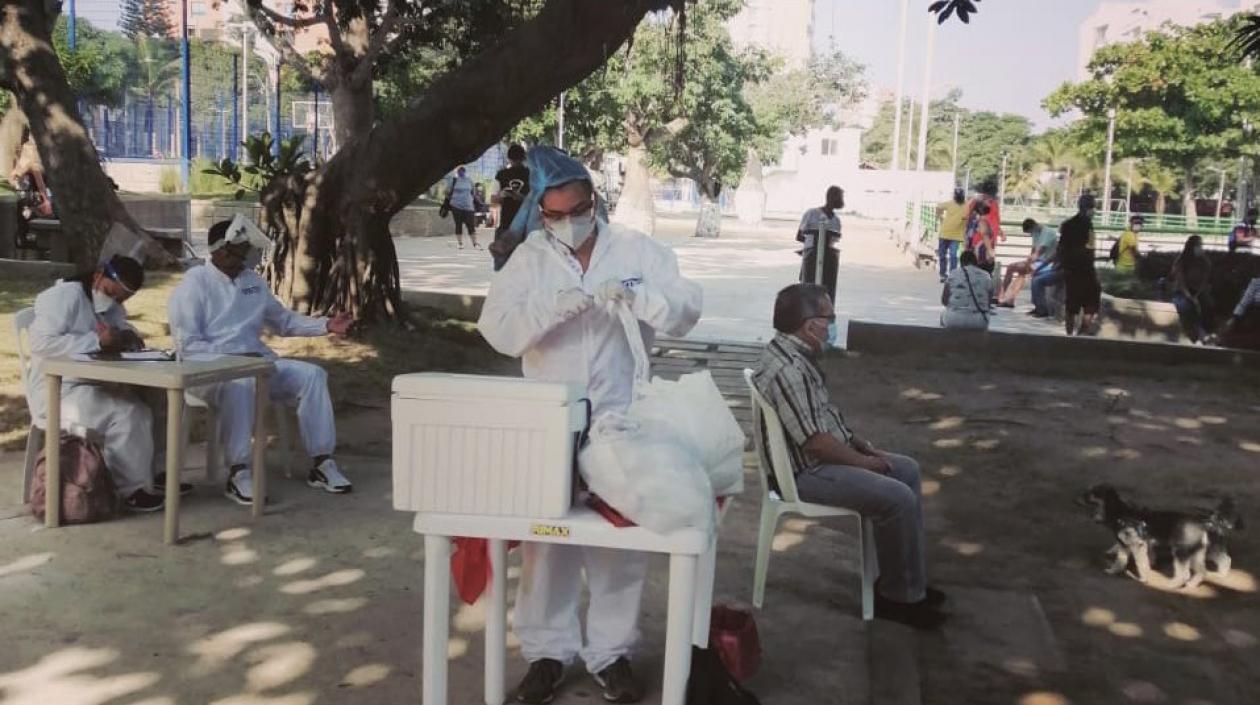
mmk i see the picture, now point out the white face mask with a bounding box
[92,289,116,314]
[546,212,597,251]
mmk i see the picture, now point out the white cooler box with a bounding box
[392,373,588,518]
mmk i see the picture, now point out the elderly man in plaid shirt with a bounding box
[753,283,946,630]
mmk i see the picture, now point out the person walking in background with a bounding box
[936,187,968,282]
[447,166,480,250]
[1170,235,1216,344]
[797,186,844,304]
[941,250,993,330]
[997,218,1057,307]
[1113,214,1143,274]
[489,144,531,270]
[965,178,1004,255]
[969,200,997,273]
[1058,194,1102,336]
[1229,207,1257,253]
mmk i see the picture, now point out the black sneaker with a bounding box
[224,467,254,506]
[153,476,194,496]
[124,488,165,513]
[592,657,643,704]
[515,658,564,704]
[308,459,353,494]
[874,594,946,631]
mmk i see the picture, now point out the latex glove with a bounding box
[594,279,635,307]
[555,288,594,321]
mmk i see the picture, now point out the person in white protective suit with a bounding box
[26,256,174,512]
[167,216,356,505]
[478,147,702,705]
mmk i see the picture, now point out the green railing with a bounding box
[905,202,1234,244]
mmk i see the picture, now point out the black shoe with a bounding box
[874,594,947,630]
[877,579,947,608]
[1027,309,1049,318]
[515,658,564,704]
[592,657,643,703]
[153,476,194,496]
[124,488,165,513]
[224,467,255,506]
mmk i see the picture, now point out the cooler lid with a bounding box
[392,373,585,405]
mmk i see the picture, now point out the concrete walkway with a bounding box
[395,216,1065,347]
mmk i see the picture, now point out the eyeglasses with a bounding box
[540,199,594,221]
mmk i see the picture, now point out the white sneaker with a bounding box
[308,458,353,494]
[225,468,253,506]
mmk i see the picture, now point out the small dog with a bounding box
[1076,484,1241,589]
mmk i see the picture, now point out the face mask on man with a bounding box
[92,288,116,314]
[546,211,597,251]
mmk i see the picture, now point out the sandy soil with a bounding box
[831,350,1260,705]
[1,350,1257,705]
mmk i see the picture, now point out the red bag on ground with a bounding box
[28,434,117,524]
[709,604,761,683]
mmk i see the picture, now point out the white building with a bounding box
[1077,0,1252,77]
[727,0,815,69]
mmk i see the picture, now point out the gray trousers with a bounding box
[794,453,927,603]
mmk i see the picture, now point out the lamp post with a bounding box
[67,0,76,51]
[1102,107,1117,219]
[999,153,1009,207]
[951,112,960,180]
[1126,159,1136,215]
[557,92,566,150]
[890,0,910,170]
[1208,167,1228,221]
[908,16,937,246]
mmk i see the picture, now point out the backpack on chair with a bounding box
[28,434,118,524]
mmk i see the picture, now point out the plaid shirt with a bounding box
[753,333,853,476]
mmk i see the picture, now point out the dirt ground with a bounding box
[1,348,1258,705]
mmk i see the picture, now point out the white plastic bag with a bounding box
[578,414,716,533]
[616,305,746,496]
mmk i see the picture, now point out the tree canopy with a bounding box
[120,0,175,40]
[1044,16,1260,208]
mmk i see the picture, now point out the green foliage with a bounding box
[51,17,133,107]
[158,167,181,194]
[861,90,1031,185]
[745,49,869,162]
[120,0,175,40]
[1044,16,1260,198]
[203,133,312,201]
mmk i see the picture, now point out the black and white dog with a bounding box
[1077,484,1244,589]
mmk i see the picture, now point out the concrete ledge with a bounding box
[402,289,485,321]
[1098,294,1181,343]
[0,258,76,279]
[843,319,1260,368]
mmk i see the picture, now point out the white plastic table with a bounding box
[413,505,723,705]
[41,355,274,543]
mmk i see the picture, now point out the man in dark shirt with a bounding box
[489,144,531,271]
[1057,194,1101,336]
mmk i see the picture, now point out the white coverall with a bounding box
[478,220,703,673]
[167,265,335,468]
[27,280,154,497]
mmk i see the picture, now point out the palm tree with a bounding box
[1028,130,1080,207]
[1141,165,1181,216]
[132,35,180,157]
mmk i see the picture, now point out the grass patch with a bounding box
[0,272,511,451]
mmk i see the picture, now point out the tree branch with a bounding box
[321,0,348,58]
[249,1,327,29]
[350,0,405,86]
[266,29,326,88]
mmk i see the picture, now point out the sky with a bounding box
[813,0,1105,130]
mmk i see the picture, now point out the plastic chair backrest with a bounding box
[14,307,36,411]
[743,368,803,504]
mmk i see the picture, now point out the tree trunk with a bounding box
[0,0,160,268]
[615,143,656,237]
[260,0,671,320]
[1156,192,1166,215]
[693,176,722,238]
[1182,163,1197,228]
[327,66,373,152]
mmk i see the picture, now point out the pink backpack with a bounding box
[29,434,118,524]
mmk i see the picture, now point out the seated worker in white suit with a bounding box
[478,147,703,705]
[168,216,355,505]
[27,256,168,512]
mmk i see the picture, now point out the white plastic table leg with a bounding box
[691,537,718,648]
[485,538,508,705]
[424,534,452,705]
[662,553,698,705]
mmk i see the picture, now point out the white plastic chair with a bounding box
[743,368,878,620]
[14,307,42,503]
[183,391,298,481]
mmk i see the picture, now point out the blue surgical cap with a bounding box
[507,146,608,239]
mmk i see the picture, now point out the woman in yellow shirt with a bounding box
[1114,215,1142,274]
